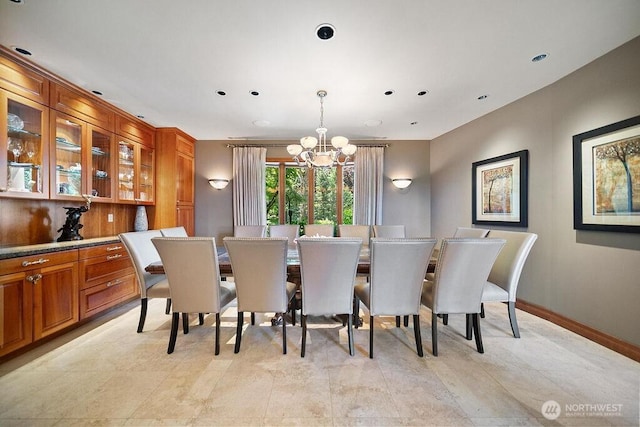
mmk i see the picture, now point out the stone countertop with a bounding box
[0,236,122,260]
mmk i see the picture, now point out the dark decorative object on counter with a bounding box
[57,196,92,242]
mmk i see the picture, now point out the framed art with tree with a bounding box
[472,150,529,227]
[573,115,640,233]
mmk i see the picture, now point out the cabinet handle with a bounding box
[26,274,43,284]
[106,254,123,260]
[106,246,123,251]
[22,258,50,267]
[106,279,122,287]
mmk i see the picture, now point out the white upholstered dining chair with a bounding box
[159,226,188,237]
[269,224,300,248]
[372,225,406,238]
[119,230,171,333]
[453,226,490,238]
[338,224,371,247]
[354,238,437,358]
[223,237,297,354]
[421,238,505,356]
[480,230,537,338]
[152,237,236,355]
[234,225,267,237]
[297,237,362,357]
[304,224,334,237]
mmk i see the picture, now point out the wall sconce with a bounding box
[208,178,229,190]
[392,178,412,189]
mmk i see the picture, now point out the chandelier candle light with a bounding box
[287,90,357,168]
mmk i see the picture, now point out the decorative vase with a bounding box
[134,205,148,231]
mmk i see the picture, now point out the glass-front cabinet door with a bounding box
[1,89,49,198]
[117,139,154,204]
[51,112,84,199]
[117,139,135,202]
[138,144,154,204]
[88,125,114,201]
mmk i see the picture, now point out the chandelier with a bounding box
[287,90,357,168]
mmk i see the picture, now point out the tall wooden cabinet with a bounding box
[155,128,195,235]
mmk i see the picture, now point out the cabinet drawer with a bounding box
[0,250,78,276]
[79,253,134,291]
[79,243,126,260]
[80,273,137,319]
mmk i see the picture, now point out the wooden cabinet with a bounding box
[78,242,137,319]
[1,89,50,198]
[117,138,155,204]
[0,250,78,357]
[155,128,195,235]
[49,82,115,132]
[0,51,50,105]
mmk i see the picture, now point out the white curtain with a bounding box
[353,146,384,225]
[232,147,267,226]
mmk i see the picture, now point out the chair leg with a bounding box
[165,298,171,315]
[214,313,221,355]
[251,312,255,325]
[182,313,189,334]
[413,314,423,357]
[431,312,438,357]
[369,315,374,358]
[199,313,204,325]
[404,315,409,327]
[480,302,485,318]
[472,313,484,353]
[442,314,448,325]
[508,301,521,338]
[301,315,307,357]
[167,312,179,354]
[347,312,354,356]
[137,298,148,333]
[395,316,400,327]
[465,314,473,340]
[290,297,296,326]
[234,312,243,353]
[354,298,360,329]
[282,315,287,355]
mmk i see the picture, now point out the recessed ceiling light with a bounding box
[252,120,270,127]
[136,115,145,119]
[417,90,429,96]
[250,91,259,96]
[384,90,394,96]
[316,24,335,40]
[12,46,31,56]
[532,53,548,62]
[478,94,489,100]
[9,0,24,3]
[364,119,382,127]
[410,121,418,125]
[92,90,103,96]
[216,90,226,96]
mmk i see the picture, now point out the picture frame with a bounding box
[472,150,528,227]
[573,115,640,233]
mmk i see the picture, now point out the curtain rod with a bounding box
[226,143,389,148]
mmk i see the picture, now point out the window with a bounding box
[266,160,354,232]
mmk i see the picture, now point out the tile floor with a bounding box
[0,300,638,426]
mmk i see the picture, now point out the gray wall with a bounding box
[194,140,431,241]
[431,36,640,346]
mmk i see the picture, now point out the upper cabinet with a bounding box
[155,128,195,234]
[0,53,49,105]
[50,82,115,132]
[1,89,50,198]
[116,138,155,205]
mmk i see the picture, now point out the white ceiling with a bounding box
[2,1,640,142]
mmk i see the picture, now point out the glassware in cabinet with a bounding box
[138,145,154,203]
[117,140,135,202]
[2,90,49,198]
[88,126,114,200]
[52,112,84,198]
